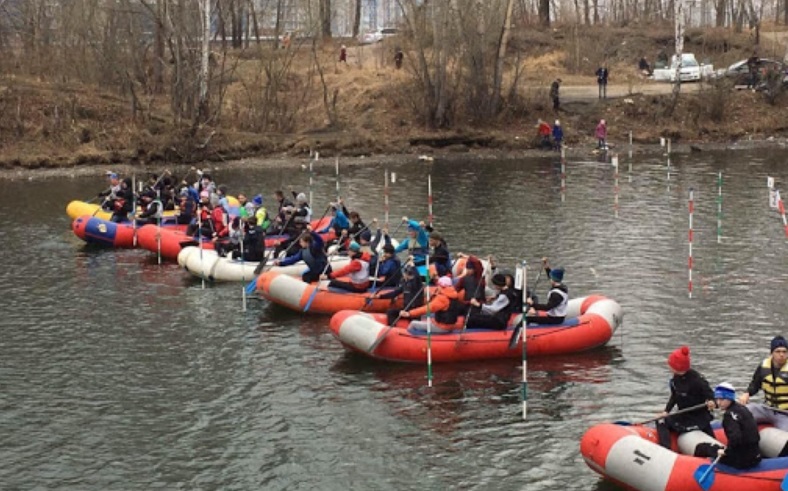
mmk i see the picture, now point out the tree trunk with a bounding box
[273,0,283,49]
[491,0,515,116]
[539,0,550,25]
[584,0,591,24]
[199,0,211,123]
[320,0,332,39]
[353,0,362,37]
[153,0,166,94]
[716,0,727,26]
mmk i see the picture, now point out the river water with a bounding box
[2,147,788,490]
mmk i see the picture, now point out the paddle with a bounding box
[615,402,708,426]
[303,250,340,313]
[361,259,411,312]
[367,284,426,353]
[243,209,301,294]
[509,261,544,350]
[244,229,306,295]
[693,453,723,491]
[781,472,788,491]
[455,260,485,346]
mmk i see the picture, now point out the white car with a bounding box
[358,27,398,45]
[652,54,714,83]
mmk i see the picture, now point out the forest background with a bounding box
[0,0,787,170]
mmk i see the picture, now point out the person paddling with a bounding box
[655,346,716,449]
[378,263,424,326]
[399,276,462,332]
[274,228,330,283]
[466,273,518,330]
[320,241,371,293]
[525,257,568,325]
[694,382,761,469]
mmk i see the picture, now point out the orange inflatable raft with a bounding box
[328,295,622,362]
[255,270,404,314]
[137,217,335,260]
[581,422,788,491]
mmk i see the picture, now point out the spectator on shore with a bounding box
[596,64,609,99]
[595,119,608,150]
[552,120,563,151]
[639,56,653,76]
[536,119,552,149]
[550,78,561,112]
[394,47,404,69]
[339,45,347,64]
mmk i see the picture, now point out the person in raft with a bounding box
[427,232,452,280]
[655,346,716,449]
[378,263,424,326]
[319,241,371,293]
[370,244,402,289]
[395,217,429,268]
[273,228,330,283]
[694,382,762,469]
[465,273,518,330]
[399,276,461,332]
[454,255,486,315]
[741,335,788,440]
[525,258,568,325]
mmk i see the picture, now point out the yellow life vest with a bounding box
[759,357,788,410]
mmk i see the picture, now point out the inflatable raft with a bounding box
[72,215,185,248]
[581,422,788,491]
[328,295,621,362]
[255,270,404,314]
[66,200,178,221]
[177,246,352,282]
[137,217,335,261]
[179,237,398,283]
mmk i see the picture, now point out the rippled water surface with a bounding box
[3,148,788,490]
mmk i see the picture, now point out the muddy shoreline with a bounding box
[5,136,787,182]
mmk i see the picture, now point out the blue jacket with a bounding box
[319,209,350,233]
[279,232,326,269]
[552,125,564,141]
[395,220,429,262]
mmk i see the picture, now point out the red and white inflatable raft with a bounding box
[255,270,404,314]
[581,422,788,491]
[328,295,622,362]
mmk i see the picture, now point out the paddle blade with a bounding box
[781,472,788,491]
[693,462,716,491]
[245,276,258,295]
[508,325,523,350]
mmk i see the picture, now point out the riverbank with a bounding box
[6,133,787,182]
[2,24,786,179]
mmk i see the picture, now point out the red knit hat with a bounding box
[668,346,691,372]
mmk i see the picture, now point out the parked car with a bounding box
[652,53,714,83]
[358,27,398,45]
[713,58,787,87]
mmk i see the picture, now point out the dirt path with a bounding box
[558,82,702,102]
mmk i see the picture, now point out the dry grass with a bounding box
[0,23,787,168]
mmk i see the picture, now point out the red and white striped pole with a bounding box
[688,188,694,299]
[427,174,433,228]
[778,190,788,238]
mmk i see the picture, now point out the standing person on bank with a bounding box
[595,64,609,99]
[550,78,561,112]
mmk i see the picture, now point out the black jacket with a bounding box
[721,401,761,469]
[665,369,714,429]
